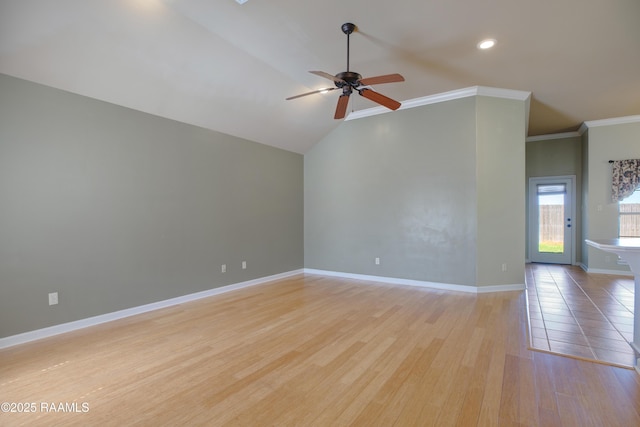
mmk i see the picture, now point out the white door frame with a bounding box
[528,175,576,265]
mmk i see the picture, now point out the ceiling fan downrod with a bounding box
[342,22,356,72]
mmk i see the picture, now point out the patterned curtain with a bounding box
[612,159,640,202]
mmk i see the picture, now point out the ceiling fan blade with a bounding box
[334,94,350,119]
[358,88,401,110]
[359,73,405,86]
[310,70,345,83]
[286,87,338,100]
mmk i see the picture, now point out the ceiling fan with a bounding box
[286,22,405,120]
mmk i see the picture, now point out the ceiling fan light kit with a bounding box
[287,22,405,120]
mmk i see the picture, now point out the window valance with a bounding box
[612,159,640,202]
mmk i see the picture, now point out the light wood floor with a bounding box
[1,274,640,426]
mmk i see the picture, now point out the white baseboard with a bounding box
[630,343,640,375]
[581,266,633,276]
[0,269,304,350]
[0,268,527,349]
[303,269,524,294]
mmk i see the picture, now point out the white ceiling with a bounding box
[1,0,639,153]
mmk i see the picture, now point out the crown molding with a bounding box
[533,115,640,141]
[526,131,582,142]
[583,115,640,129]
[578,122,589,135]
[475,86,532,101]
[345,86,531,121]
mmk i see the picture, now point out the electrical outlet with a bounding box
[48,292,58,306]
[501,263,508,272]
[242,261,247,269]
[375,257,380,265]
[221,264,227,273]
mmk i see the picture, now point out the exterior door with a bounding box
[529,176,575,264]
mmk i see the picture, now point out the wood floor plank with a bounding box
[518,356,538,425]
[532,353,560,414]
[389,338,444,426]
[1,271,639,426]
[477,307,508,425]
[498,354,521,423]
[433,365,473,426]
[455,334,493,426]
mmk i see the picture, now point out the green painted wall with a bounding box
[305,98,478,285]
[0,74,304,338]
[305,94,527,287]
[0,74,533,339]
[584,119,640,272]
[475,96,526,286]
[526,136,583,263]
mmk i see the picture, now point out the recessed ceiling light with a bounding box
[235,0,249,4]
[477,39,496,50]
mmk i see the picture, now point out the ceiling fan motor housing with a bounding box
[335,71,363,88]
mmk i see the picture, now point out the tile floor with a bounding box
[525,263,636,368]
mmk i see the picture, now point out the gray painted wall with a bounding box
[526,136,583,262]
[305,98,478,285]
[581,131,590,267]
[475,96,526,286]
[0,74,304,338]
[305,95,527,287]
[0,73,532,339]
[583,120,640,272]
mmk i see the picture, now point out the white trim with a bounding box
[578,122,589,135]
[345,86,531,122]
[0,267,529,350]
[539,114,640,138]
[476,284,526,293]
[528,176,576,265]
[629,343,640,373]
[526,131,581,142]
[475,86,531,101]
[581,267,633,276]
[0,269,304,350]
[303,269,524,294]
[584,115,640,129]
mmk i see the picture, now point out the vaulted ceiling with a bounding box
[1,0,639,153]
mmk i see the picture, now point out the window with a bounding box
[619,188,640,237]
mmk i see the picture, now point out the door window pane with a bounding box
[538,184,565,253]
